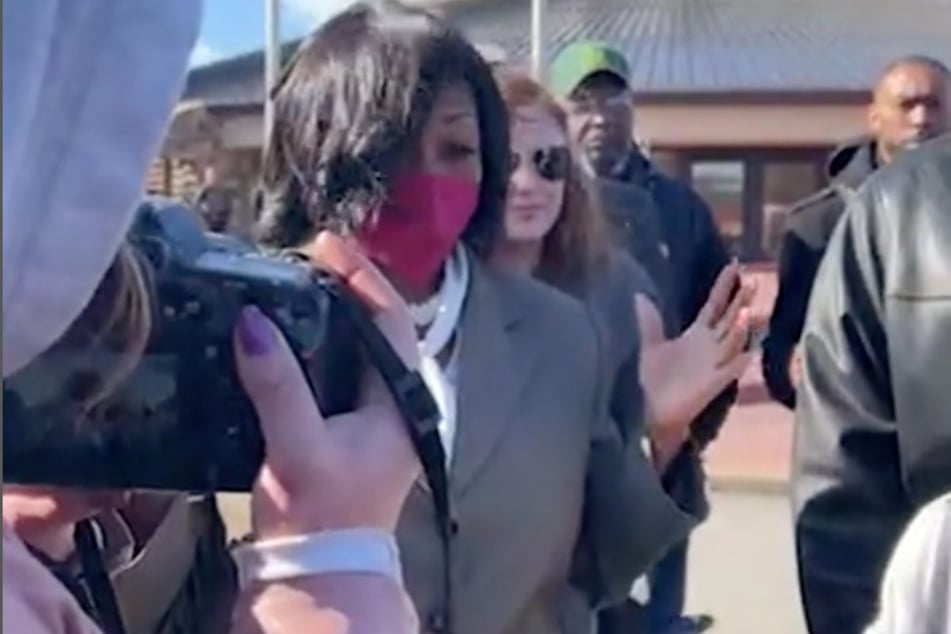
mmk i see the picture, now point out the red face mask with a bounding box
[358,172,479,293]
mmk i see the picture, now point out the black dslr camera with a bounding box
[3,199,440,492]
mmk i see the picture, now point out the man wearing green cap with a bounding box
[551,42,736,634]
[550,42,636,175]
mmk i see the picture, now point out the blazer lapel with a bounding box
[449,262,538,498]
[410,261,541,498]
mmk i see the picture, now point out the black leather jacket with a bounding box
[793,134,951,634]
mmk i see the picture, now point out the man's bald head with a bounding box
[869,56,951,163]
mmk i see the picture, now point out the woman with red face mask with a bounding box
[256,5,694,634]
[4,3,424,634]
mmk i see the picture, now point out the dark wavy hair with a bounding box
[256,3,510,256]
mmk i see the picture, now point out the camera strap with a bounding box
[331,283,456,633]
[75,520,128,634]
[30,521,128,634]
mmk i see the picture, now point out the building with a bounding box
[175,0,950,260]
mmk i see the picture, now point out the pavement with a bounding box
[687,490,806,634]
[705,363,792,494]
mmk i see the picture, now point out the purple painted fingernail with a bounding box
[237,306,274,356]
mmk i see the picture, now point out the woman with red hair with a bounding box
[491,69,757,630]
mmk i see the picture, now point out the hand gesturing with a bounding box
[637,261,760,471]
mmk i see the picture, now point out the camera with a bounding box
[3,198,433,492]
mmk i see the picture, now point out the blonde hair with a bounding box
[66,241,153,414]
[494,67,610,289]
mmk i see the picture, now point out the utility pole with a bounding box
[263,0,281,158]
[530,0,547,81]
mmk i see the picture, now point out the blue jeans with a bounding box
[647,538,689,633]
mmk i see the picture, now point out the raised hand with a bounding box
[636,261,760,471]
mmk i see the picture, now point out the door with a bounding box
[676,149,828,261]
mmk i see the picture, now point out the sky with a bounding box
[190,0,358,67]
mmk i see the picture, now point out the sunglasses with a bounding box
[566,88,631,115]
[509,146,570,182]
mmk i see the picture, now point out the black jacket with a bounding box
[794,134,951,634]
[597,177,678,331]
[598,151,737,518]
[762,139,880,408]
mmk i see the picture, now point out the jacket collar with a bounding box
[826,138,880,190]
[614,147,657,189]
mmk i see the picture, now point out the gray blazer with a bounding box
[581,249,662,347]
[397,257,692,634]
[579,249,662,443]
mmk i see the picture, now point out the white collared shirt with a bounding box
[415,247,469,467]
[420,341,462,467]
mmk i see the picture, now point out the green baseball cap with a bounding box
[549,42,630,99]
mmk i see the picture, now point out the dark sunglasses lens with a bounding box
[509,151,520,175]
[534,147,569,181]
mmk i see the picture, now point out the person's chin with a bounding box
[584,149,619,177]
[583,145,604,162]
[506,225,547,244]
[903,131,941,150]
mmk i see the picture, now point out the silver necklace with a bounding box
[408,291,442,328]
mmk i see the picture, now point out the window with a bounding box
[679,149,828,261]
[690,160,745,256]
[761,161,821,258]
[649,149,684,179]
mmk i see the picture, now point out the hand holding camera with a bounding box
[3,202,427,539]
[4,200,439,501]
[237,232,421,538]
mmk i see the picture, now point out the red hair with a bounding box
[494,68,609,289]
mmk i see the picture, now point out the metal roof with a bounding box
[183,0,951,104]
[455,0,951,92]
[183,40,299,107]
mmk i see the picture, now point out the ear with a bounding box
[866,103,880,135]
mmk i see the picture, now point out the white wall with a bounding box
[636,103,867,148]
[221,113,266,150]
[214,102,868,151]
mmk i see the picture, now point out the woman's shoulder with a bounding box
[581,248,661,333]
[491,261,592,314]
[578,250,657,372]
[477,261,601,349]
[603,248,661,304]
[472,263,608,419]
